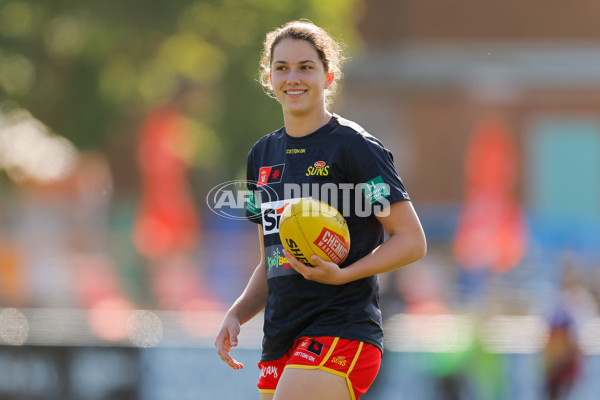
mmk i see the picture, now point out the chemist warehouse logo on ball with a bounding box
[205,180,278,220]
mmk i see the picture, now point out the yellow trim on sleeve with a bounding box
[258,389,276,394]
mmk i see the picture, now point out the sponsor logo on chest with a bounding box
[261,199,290,235]
[286,148,306,154]
[306,161,329,177]
[265,246,292,271]
[258,163,285,186]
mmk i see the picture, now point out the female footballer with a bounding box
[215,20,427,400]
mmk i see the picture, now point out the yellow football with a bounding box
[279,198,351,266]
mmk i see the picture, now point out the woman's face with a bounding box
[270,38,332,117]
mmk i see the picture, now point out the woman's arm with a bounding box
[215,225,268,369]
[284,201,426,285]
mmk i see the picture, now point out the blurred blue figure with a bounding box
[542,258,595,400]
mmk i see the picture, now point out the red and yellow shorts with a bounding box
[257,336,381,400]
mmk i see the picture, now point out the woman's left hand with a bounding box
[283,249,347,285]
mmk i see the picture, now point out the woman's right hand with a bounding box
[215,314,244,370]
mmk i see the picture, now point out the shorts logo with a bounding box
[260,365,280,379]
[306,161,329,177]
[331,356,347,367]
[362,175,391,205]
[258,164,285,186]
[299,338,324,356]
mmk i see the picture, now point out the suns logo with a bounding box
[306,161,329,177]
[331,356,347,367]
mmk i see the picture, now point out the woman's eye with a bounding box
[275,66,287,71]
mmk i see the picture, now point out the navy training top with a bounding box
[246,114,410,361]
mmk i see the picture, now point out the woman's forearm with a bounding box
[227,261,268,325]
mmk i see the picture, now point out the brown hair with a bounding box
[259,20,345,106]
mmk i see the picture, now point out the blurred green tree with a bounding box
[0,0,363,192]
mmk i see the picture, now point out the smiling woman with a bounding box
[269,39,332,129]
[258,20,345,110]
[215,20,426,400]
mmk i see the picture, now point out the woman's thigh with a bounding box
[273,368,351,400]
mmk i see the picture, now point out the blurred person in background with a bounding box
[543,253,598,400]
[453,115,527,310]
[542,254,597,400]
[543,313,581,400]
[69,151,125,309]
[132,107,224,312]
[0,231,25,306]
[215,20,426,400]
[588,265,600,311]
[12,164,80,307]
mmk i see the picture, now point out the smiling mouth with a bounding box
[285,90,306,95]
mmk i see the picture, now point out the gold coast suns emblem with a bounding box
[306,161,329,176]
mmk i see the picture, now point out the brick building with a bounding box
[340,0,600,243]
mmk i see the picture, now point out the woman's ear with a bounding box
[325,71,334,88]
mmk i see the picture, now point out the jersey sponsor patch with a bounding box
[264,244,297,278]
[306,161,329,177]
[246,190,260,216]
[261,197,310,279]
[362,175,391,205]
[261,197,309,236]
[261,199,291,235]
[258,164,285,186]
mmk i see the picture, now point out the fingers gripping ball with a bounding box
[279,198,350,266]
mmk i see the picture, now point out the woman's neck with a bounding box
[283,109,332,137]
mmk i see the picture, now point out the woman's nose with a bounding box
[287,69,301,84]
